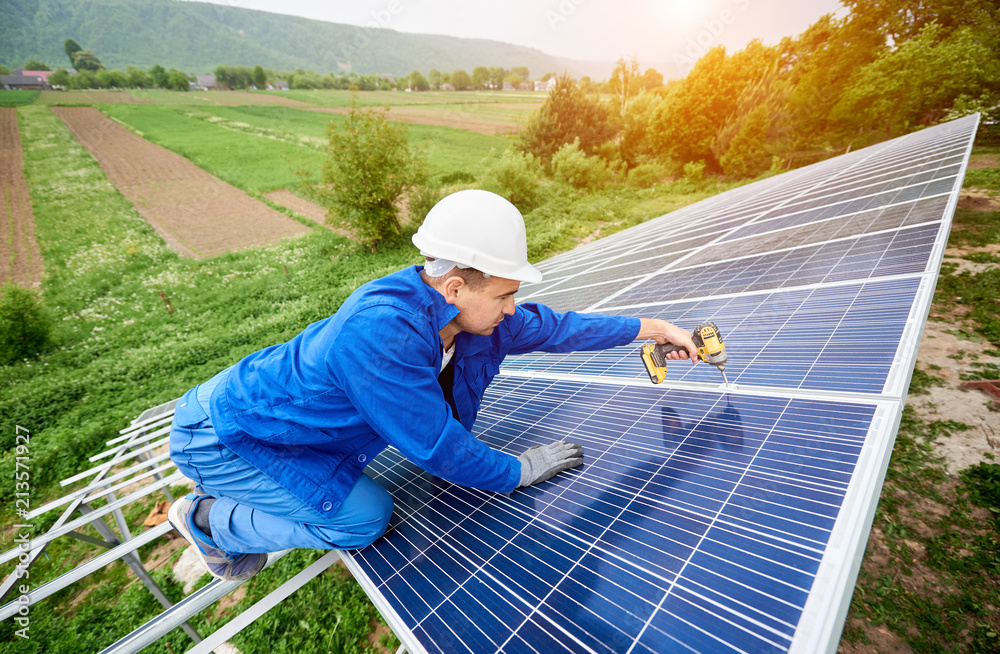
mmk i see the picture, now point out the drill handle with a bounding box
[655,343,696,360]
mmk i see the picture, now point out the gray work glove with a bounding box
[517,441,584,487]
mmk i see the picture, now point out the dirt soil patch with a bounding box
[0,108,44,288]
[913,320,1000,473]
[198,91,316,108]
[957,190,1000,212]
[263,189,329,225]
[38,90,153,105]
[967,153,1000,170]
[306,105,519,135]
[54,107,311,258]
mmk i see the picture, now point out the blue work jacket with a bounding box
[209,266,640,517]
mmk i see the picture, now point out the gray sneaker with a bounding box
[168,493,267,582]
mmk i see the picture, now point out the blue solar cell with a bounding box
[349,377,881,653]
[504,278,920,394]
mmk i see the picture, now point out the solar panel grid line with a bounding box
[578,149,921,313]
[636,217,943,278]
[629,405,800,651]
[585,222,942,307]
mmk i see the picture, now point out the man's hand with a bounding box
[637,318,698,363]
[518,441,584,487]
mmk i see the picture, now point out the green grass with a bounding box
[260,89,545,108]
[843,407,1000,653]
[101,104,511,190]
[965,167,1000,190]
[0,89,40,106]
[1,103,420,652]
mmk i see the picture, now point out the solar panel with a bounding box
[341,115,979,654]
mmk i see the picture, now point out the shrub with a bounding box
[682,161,706,183]
[627,162,670,188]
[551,138,614,190]
[438,170,476,185]
[407,185,444,226]
[319,99,427,251]
[479,148,543,212]
[0,281,52,366]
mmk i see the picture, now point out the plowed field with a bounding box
[53,107,311,259]
[0,108,44,288]
[305,104,521,135]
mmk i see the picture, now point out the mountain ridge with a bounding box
[1,0,616,79]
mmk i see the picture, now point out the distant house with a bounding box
[275,80,289,91]
[502,81,516,91]
[195,74,217,91]
[440,83,455,92]
[20,70,56,85]
[0,73,49,90]
[534,78,557,92]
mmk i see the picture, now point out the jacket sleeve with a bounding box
[506,302,641,355]
[328,307,521,493]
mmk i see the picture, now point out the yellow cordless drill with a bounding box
[640,321,729,386]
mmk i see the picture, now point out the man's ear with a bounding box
[441,275,466,305]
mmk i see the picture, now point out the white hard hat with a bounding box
[412,189,542,283]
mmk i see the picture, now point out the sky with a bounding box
[193,0,846,74]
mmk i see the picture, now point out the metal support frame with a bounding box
[2,397,413,654]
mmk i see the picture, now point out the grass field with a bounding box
[102,104,513,191]
[0,89,40,106]
[259,88,545,108]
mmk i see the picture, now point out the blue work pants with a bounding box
[168,371,394,554]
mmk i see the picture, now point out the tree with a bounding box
[611,56,641,117]
[408,70,429,91]
[48,68,70,87]
[641,68,664,91]
[489,66,506,89]
[167,70,190,91]
[510,66,530,81]
[253,65,266,89]
[504,73,522,88]
[451,69,471,90]
[428,68,442,89]
[519,73,617,164]
[472,66,491,89]
[64,38,82,66]
[0,65,9,75]
[126,66,150,88]
[835,23,999,137]
[149,64,168,88]
[72,50,103,72]
[649,46,749,169]
[319,100,427,251]
[23,60,50,71]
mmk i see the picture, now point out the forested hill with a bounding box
[0,0,608,77]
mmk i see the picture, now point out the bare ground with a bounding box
[197,91,317,108]
[38,90,154,105]
[0,107,44,288]
[305,105,520,135]
[53,106,311,258]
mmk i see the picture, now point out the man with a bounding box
[168,189,697,581]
